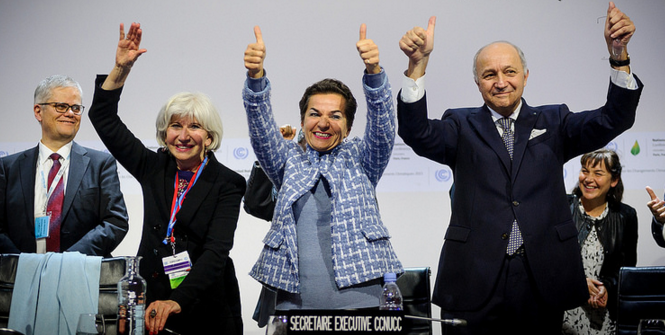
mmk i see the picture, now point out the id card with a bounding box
[162,251,192,289]
[35,214,51,239]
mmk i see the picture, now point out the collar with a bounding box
[38,141,73,164]
[488,100,523,123]
[578,200,610,221]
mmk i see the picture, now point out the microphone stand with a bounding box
[404,315,467,327]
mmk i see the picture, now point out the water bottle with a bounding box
[117,256,147,335]
[379,272,403,311]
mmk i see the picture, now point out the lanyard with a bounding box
[39,155,70,213]
[163,156,209,250]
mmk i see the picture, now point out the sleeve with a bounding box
[399,73,426,103]
[243,75,289,189]
[243,161,277,222]
[66,154,129,256]
[360,69,395,185]
[652,217,665,248]
[88,74,158,181]
[609,68,638,90]
[601,205,638,319]
[397,92,460,166]
[0,157,21,254]
[560,75,644,161]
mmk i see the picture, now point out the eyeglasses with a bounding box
[38,102,85,115]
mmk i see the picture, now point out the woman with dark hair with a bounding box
[562,149,638,335]
[242,24,402,312]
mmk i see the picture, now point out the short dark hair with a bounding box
[573,149,624,208]
[298,78,357,130]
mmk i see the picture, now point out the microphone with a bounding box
[404,315,467,326]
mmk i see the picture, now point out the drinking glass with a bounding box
[265,315,288,335]
[76,313,105,335]
[638,319,665,335]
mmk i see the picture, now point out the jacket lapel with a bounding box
[62,142,89,219]
[512,102,539,180]
[469,107,512,173]
[18,147,39,223]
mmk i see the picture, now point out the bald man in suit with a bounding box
[397,3,641,334]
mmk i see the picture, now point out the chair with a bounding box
[616,266,665,335]
[0,254,127,335]
[397,267,433,335]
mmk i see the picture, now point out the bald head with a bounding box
[473,41,530,117]
[473,41,527,84]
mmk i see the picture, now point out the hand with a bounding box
[145,300,181,335]
[244,26,266,78]
[586,278,607,309]
[357,24,380,74]
[399,16,436,79]
[115,22,147,71]
[604,2,634,60]
[102,23,147,90]
[280,124,296,140]
[591,284,608,309]
[647,186,665,223]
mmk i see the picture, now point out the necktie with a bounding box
[46,153,64,252]
[498,118,523,255]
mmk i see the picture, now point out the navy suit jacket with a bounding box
[0,142,129,257]
[653,193,665,247]
[397,76,643,312]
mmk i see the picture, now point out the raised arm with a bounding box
[399,16,436,80]
[244,26,266,79]
[102,22,147,90]
[605,2,634,73]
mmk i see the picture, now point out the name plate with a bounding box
[279,309,405,334]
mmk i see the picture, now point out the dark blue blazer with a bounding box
[397,77,643,311]
[653,193,665,248]
[0,142,129,257]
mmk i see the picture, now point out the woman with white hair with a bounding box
[89,23,245,335]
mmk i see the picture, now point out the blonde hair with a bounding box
[155,92,223,151]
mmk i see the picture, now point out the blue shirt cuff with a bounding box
[364,69,385,89]
[247,73,268,92]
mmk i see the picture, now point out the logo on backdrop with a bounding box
[434,168,452,182]
[605,141,618,152]
[631,140,641,156]
[233,147,249,160]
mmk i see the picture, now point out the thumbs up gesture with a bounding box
[647,186,665,224]
[399,16,436,79]
[356,24,381,74]
[244,26,266,78]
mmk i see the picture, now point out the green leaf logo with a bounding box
[630,140,640,156]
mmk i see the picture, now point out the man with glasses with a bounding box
[0,74,128,256]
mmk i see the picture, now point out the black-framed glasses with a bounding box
[38,102,85,115]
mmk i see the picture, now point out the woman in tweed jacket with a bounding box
[242,25,403,310]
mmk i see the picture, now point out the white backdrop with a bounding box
[2,1,665,334]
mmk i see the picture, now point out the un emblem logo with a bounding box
[233,147,249,160]
[434,169,452,182]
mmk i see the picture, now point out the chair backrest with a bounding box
[617,266,665,335]
[396,267,432,335]
[0,253,127,335]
